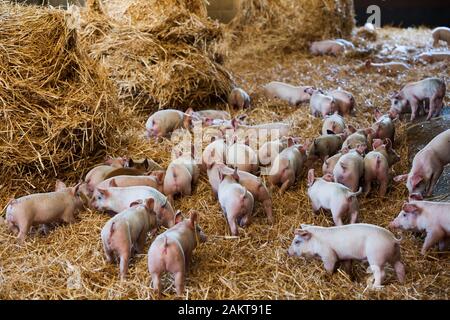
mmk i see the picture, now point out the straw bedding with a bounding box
[0,2,449,300]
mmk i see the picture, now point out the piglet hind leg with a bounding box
[174,271,185,297]
[368,263,385,288]
[279,179,292,194]
[151,272,162,297]
[421,229,445,255]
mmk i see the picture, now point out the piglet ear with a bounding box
[410,173,423,189]
[109,179,118,188]
[232,167,240,182]
[307,169,315,187]
[130,199,143,207]
[356,144,367,155]
[322,174,334,182]
[294,229,312,240]
[145,198,154,211]
[402,203,421,214]
[185,107,194,115]
[154,171,165,184]
[175,210,184,224]
[219,170,225,182]
[287,137,295,148]
[55,180,67,192]
[372,139,383,150]
[189,210,198,227]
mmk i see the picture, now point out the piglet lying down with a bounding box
[288,223,405,287]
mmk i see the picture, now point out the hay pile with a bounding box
[0,1,118,179]
[224,0,355,56]
[82,0,233,111]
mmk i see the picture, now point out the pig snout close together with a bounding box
[307,169,360,225]
[389,77,446,121]
[101,198,158,280]
[263,81,315,105]
[91,186,175,228]
[269,138,307,193]
[390,195,450,255]
[217,170,254,236]
[288,224,405,287]
[394,129,450,197]
[6,181,84,242]
[148,210,206,296]
[310,91,337,118]
[432,27,450,47]
[228,87,251,109]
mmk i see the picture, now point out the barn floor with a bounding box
[0,27,449,299]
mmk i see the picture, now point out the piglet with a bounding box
[329,89,355,116]
[258,137,290,166]
[432,27,450,47]
[342,125,373,150]
[364,139,400,197]
[310,40,345,56]
[322,112,346,135]
[6,181,84,242]
[97,174,164,193]
[226,141,259,174]
[148,210,206,296]
[207,163,273,224]
[145,109,190,138]
[372,109,395,143]
[269,138,307,193]
[185,108,230,121]
[218,170,254,236]
[288,223,405,287]
[333,145,366,192]
[91,186,175,228]
[322,153,343,176]
[263,81,315,105]
[228,88,251,109]
[126,158,163,171]
[202,138,227,170]
[307,169,360,225]
[394,129,450,196]
[164,148,200,203]
[307,134,344,162]
[104,156,127,168]
[389,77,446,121]
[390,195,450,255]
[101,198,157,280]
[310,91,337,117]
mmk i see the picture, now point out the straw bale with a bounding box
[0,1,119,177]
[224,0,355,56]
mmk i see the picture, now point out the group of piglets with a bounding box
[5,153,206,296]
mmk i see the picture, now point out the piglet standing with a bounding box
[6,181,84,242]
[364,139,400,197]
[432,27,450,47]
[322,153,343,176]
[333,145,366,192]
[329,89,355,116]
[207,163,273,224]
[226,141,259,174]
[148,210,207,296]
[372,109,395,143]
[91,186,175,228]
[389,77,446,121]
[310,91,337,118]
[263,81,314,105]
[307,169,360,225]
[101,198,157,280]
[228,87,251,109]
[417,51,450,64]
[307,134,344,162]
[342,126,373,150]
[218,170,254,236]
[269,138,307,193]
[394,129,450,196]
[390,195,450,255]
[288,223,405,287]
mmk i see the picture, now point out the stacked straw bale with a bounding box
[225,0,355,55]
[82,0,233,111]
[0,2,119,178]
